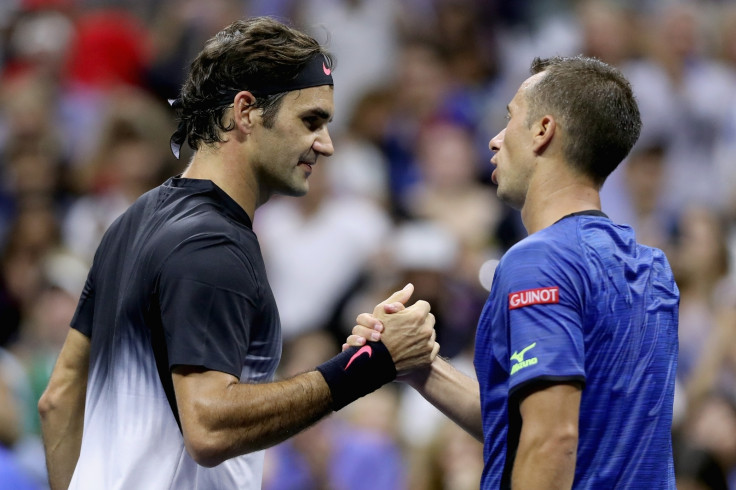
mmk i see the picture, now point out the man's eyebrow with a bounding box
[302,108,333,122]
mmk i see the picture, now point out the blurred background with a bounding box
[0,0,735,488]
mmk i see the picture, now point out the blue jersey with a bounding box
[474,212,679,489]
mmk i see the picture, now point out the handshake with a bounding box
[345,283,440,375]
[316,283,440,411]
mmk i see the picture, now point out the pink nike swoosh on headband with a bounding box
[323,62,331,76]
[344,345,372,370]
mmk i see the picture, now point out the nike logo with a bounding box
[510,342,537,364]
[322,62,331,76]
[344,345,372,370]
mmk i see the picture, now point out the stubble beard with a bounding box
[496,179,526,211]
[277,171,309,197]
[257,161,309,199]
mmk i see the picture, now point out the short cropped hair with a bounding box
[177,17,334,151]
[525,56,641,186]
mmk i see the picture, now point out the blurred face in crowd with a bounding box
[249,86,334,199]
[488,73,545,210]
[658,4,699,61]
[674,206,728,284]
[418,122,477,190]
[624,147,664,216]
[579,1,632,66]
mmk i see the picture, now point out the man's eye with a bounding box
[505,113,511,121]
[304,117,319,129]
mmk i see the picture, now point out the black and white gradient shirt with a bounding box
[69,177,281,489]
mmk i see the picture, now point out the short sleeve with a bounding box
[70,266,95,338]
[498,240,587,397]
[158,235,258,379]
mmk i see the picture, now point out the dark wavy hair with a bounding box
[525,56,642,186]
[176,17,334,151]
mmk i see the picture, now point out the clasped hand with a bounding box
[342,283,440,377]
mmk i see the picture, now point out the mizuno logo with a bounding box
[510,342,538,375]
[510,342,536,364]
[508,287,559,309]
[345,345,372,370]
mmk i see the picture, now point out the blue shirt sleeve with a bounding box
[495,237,588,396]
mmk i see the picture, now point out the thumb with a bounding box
[378,283,414,309]
[383,302,405,314]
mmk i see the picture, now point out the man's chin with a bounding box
[278,184,309,198]
[496,188,524,210]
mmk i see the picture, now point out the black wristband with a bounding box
[316,342,397,411]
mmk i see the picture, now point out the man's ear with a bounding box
[532,115,556,154]
[232,91,258,134]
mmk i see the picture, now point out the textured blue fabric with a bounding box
[474,214,679,489]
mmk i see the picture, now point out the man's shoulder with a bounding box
[524,214,646,263]
[97,181,259,279]
[503,224,583,264]
[149,181,255,250]
[91,185,165,256]
[494,221,598,292]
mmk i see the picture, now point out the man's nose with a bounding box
[314,127,334,157]
[489,128,505,153]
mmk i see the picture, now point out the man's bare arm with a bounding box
[348,308,483,441]
[38,329,90,490]
[512,382,581,489]
[173,367,331,466]
[403,356,483,440]
[173,285,438,467]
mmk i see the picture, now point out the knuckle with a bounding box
[424,315,436,332]
[410,309,424,322]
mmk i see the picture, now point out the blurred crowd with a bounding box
[0,0,735,488]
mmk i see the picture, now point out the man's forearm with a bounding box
[40,402,85,490]
[175,368,333,467]
[216,371,333,454]
[406,357,483,441]
[512,383,581,489]
[176,287,438,467]
[39,330,90,490]
[512,435,577,489]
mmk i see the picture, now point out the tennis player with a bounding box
[38,17,438,490]
[350,56,679,488]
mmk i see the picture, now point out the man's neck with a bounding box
[181,146,259,221]
[520,162,601,235]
